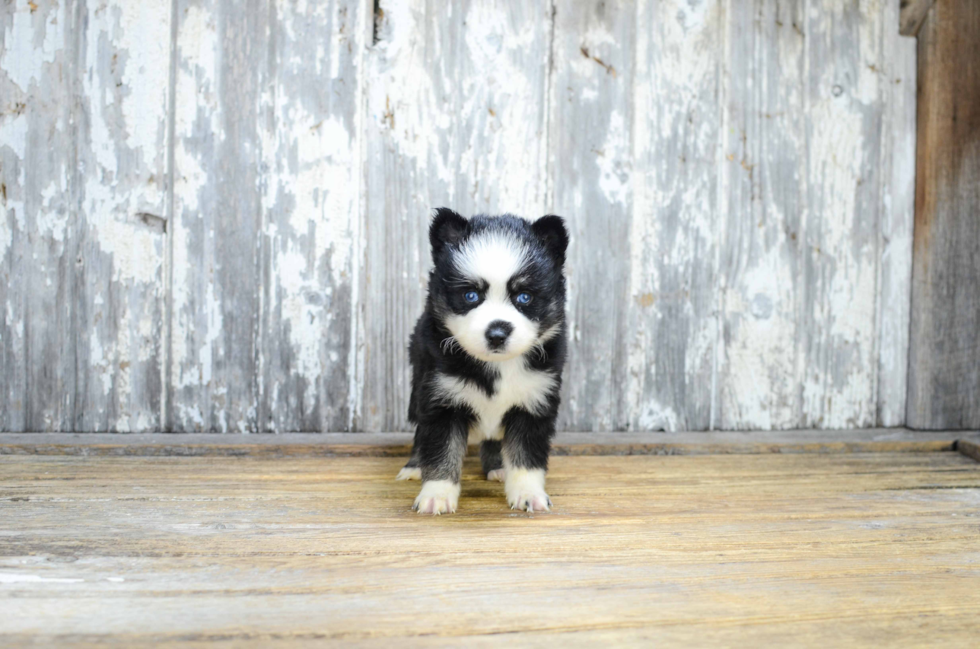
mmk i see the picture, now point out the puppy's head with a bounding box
[428,209,568,363]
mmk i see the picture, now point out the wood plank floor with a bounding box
[1,451,979,646]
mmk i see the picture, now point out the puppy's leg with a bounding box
[412,412,469,515]
[480,440,505,482]
[396,430,423,481]
[502,410,555,513]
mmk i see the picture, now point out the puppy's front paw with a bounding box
[396,466,421,481]
[505,468,551,513]
[508,490,551,512]
[412,480,461,515]
[486,468,506,482]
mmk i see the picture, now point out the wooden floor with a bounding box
[2,449,980,646]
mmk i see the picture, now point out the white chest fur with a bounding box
[433,358,557,442]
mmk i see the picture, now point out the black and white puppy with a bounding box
[397,208,568,515]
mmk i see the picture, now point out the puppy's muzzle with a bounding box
[485,320,514,351]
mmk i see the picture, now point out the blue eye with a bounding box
[515,292,532,305]
[463,291,480,303]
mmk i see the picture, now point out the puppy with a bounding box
[396,209,569,515]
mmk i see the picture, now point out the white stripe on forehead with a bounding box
[454,232,528,298]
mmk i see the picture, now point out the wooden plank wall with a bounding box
[1,0,171,432]
[906,0,980,429]
[168,0,364,433]
[0,0,918,433]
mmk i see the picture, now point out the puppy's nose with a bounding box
[485,320,514,350]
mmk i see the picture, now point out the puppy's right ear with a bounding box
[429,208,468,258]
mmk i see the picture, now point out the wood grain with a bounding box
[717,1,917,430]
[628,0,722,431]
[169,0,266,431]
[550,0,634,431]
[0,1,76,431]
[875,2,918,427]
[907,0,980,429]
[74,0,171,432]
[168,0,364,432]
[717,0,806,430]
[958,439,980,463]
[800,1,885,429]
[1,1,923,433]
[900,0,936,36]
[360,0,553,431]
[1,1,174,432]
[255,0,365,433]
[1,452,979,645]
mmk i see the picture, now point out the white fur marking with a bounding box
[454,232,528,299]
[504,467,550,512]
[446,231,539,361]
[432,357,557,441]
[486,468,506,482]
[468,424,502,445]
[413,479,460,515]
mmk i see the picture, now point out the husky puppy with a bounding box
[397,208,569,515]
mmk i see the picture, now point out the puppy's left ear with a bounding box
[532,215,569,267]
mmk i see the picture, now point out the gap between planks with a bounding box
[0,429,977,459]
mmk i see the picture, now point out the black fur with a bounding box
[479,439,504,475]
[404,209,568,498]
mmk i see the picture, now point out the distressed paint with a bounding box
[628,0,723,431]
[1,0,76,431]
[170,0,267,432]
[550,0,634,431]
[75,0,171,431]
[170,0,364,432]
[256,0,365,432]
[360,0,552,431]
[719,0,914,430]
[1,0,170,433]
[717,0,807,430]
[1,0,919,433]
[800,0,886,429]
[876,0,916,427]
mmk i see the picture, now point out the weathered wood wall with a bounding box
[906,0,980,429]
[1,0,917,433]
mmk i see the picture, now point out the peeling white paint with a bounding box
[1,0,918,433]
[722,247,799,429]
[596,111,630,207]
[0,119,28,183]
[635,398,680,433]
[360,0,551,431]
[295,115,354,284]
[68,0,171,431]
[626,0,722,430]
[198,280,223,388]
[171,0,220,412]
[2,4,64,92]
[804,92,875,428]
[88,327,112,398]
[35,181,68,243]
[0,189,14,259]
[276,248,325,409]
[874,0,916,428]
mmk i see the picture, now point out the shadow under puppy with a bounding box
[397,208,569,515]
